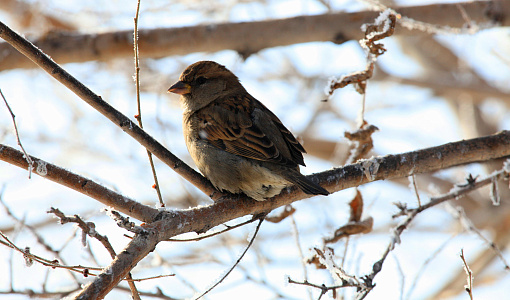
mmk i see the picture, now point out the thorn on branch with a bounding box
[456,173,478,188]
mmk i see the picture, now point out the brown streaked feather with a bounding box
[254,100,307,166]
[195,94,306,168]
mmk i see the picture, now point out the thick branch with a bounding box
[75,130,510,299]
[75,231,159,300]
[0,1,507,70]
[152,131,510,242]
[0,144,159,222]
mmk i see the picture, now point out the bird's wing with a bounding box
[195,94,305,168]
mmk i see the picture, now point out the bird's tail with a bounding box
[283,170,329,196]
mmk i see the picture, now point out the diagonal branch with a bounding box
[0,20,220,201]
[0,144,159,222]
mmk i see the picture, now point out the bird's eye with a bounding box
[196,76,207,85]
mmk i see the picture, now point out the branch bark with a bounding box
[73,130,510,299]
[2,12,510,299]
[0,1,507,70]
[0,144,159,222]
[0,20,221,201]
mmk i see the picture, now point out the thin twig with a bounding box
[2,186,16,292]
[131,4,148,298]
[0,89,33,178]
[290,211,313,300]
[48,207,117,258]
[393,169,509,218]
[460,249,474,300]
[288,277,362,299]
[410,174,421,207]
[166,217,258,242]
[0,199,81,284]
[449,204,510,270]
[341,237,350,267]
[133,0,164,208]
[193,216,265,300]
[358,166,509,300]
[392,253,405,300]
[126,273,175,282]
[405,233,458,300]
[0,230,102,274]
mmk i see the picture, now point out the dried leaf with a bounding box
[265,205,296,223]
[324,217,374,244]
[306,247,333,269]
[349,189,364,222]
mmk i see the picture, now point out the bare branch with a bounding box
[193,217,265,300]
[449,205,510,270]
[0,144,159,222]
[0,1,506,70]
[460,249,474,300]
[166,216,259,242]
[0,230,103,275]
[0,89,33,178]
[357,165,509,299]
[288,278,361,300]
[132,0,164,209]
[0,20,219,200]
[48,207,117,259]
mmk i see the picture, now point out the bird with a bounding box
[168,61,329,201]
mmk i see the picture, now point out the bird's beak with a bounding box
[168,81,191,95]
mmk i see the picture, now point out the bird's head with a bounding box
[168,61,244,112]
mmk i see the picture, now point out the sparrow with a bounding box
[168,61,329,201]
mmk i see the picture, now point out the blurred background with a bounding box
[0,0,509,299]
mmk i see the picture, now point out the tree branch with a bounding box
[0,20,220,201]
[0,144,159,222]
[2,13,510,299]
[0,1,506,70]
[73,130,510,299]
